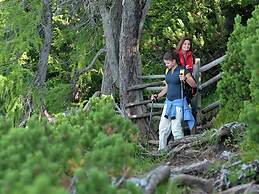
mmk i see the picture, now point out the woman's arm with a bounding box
[185,73,196,88]
[151,84,168,101]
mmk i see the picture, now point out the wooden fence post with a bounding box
[193,58,201,125]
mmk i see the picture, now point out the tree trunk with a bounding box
[101,57,116,95]
[35,0,52,102]
[119,0,143,114]
[119,0,152,140]
[99,0,152,140]
[19,0,52,126]
[99,0,121,94]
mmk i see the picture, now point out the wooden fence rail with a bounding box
[201,101,220,114]
[127,81,164,91]
[200,55,225,72]
[199,73,221,90]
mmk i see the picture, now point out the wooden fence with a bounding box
[127,55,226,125]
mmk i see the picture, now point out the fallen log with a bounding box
[170,174,214,194]
[164,122,245,155]
[127,163,214,194]
[170,159,212,175]
[217,182,259,194]
[144,165,171,194]
[126,123,248,193]
[216,122,246,143]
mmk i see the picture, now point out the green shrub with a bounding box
[216,15,250,125]
[45,83,71,113]
[239,6,259,144]
[0,97,142,193]
[217,5,259,160]
[240,135,259,162]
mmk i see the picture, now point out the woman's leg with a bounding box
[158,104,171,150]
[171,106,184,140]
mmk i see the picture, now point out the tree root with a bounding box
[217,182,259,194]
[170,159,212,175]
[171,174,214,194]
[143,165,171,194]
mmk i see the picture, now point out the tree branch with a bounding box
[19,95,34,127]
[115,103,125,117]
[138,0,152,36]
[41,105,55,123]
[83,91,101,111]
[71,48,106,99]
[78,47,106,75]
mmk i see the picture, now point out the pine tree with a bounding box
[0,97,141,193]
[239,6,259,143]
[217,5,259,160]
[216,16,250,123]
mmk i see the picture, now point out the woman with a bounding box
[151,50,196,151]
[176,36,195,73]
[176,37,198,123]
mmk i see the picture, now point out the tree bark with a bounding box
[171,174,214,194]
[99,0,121,94]
[144,165,171,194]
[101,57,117,95]
[119,0,144,115]
[119,0,151,139]
[35,0,52,88]
[19,0,52,127]
[98,0,152,140]
[35,0,52,107]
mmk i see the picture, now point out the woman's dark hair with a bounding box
[176,36,193,52]
[163,50,178,61]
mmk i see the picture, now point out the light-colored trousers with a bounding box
[158,104,183,150]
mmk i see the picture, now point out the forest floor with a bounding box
[136,122,259,194]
